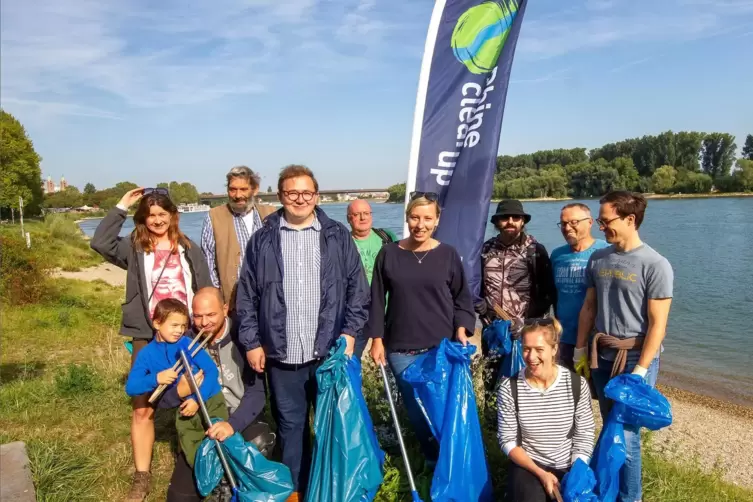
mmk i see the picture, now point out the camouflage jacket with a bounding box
[478,233,555,324]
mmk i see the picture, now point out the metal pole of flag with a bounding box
[179,349,238,491]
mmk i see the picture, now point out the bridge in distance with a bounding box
[199,188,389,206]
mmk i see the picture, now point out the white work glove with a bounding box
[632,365,648,378]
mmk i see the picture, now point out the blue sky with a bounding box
[2,0,752,194]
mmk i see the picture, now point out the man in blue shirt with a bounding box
[550,203,608,370]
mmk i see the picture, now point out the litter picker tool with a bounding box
[379,363,423,502]
[553,486,564,502]
[148,329,208,403]
[179,349,238,496]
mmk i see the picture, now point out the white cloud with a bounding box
[0,0,419,118]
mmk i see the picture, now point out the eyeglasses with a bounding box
[143,187,169,196]
[410,191,438,202]
[557,217,591,228]
[595,215,624,228]
[349,211,372,218]
[282,190,316,202]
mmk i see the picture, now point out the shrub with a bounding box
[44,213,85,244]
[54,363,102,397]
[0,233,52,305]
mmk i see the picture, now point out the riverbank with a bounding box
[3,218,753,500]
[32,257,753,492]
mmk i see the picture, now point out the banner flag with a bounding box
[405,0,528,299]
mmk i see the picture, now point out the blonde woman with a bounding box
[366,192,475,464]
[497,317,595,502]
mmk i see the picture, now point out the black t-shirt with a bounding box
[364,242,476,351]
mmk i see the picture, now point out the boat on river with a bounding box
[177,203,210,213]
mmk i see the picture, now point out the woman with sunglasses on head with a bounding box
[91,187,211,502]
[497,317,595,502]
[365,192,476,465]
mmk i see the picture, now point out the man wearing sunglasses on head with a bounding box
[234,165,369,502]
[575,191,673,502]
[477,200,556,402]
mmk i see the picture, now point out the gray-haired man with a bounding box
[201,166,277,311]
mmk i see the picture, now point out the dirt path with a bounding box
[53,262,126,287]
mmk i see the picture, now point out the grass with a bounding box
[643,449,753,501]
[2,278,752,500]
[1,223,751,500]
[0,214,103,272]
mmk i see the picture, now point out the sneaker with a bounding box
[124,471,151,502]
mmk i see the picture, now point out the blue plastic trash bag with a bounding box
[561,458,598,502]
[305,338,384,502]
[403,339,493,502]
[499,336,525,378]
[194,418,294,501]
[605,374,673,430]
[590,408,626,502]
[481,319,512,357]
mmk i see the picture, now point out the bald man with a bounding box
[346,199,397,359]
[346,199,398,284]
[161,287,273,502]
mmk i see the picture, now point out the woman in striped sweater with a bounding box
[497,317,595,502]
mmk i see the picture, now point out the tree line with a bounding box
[41,180,201,210]
[1,109,202,216]
[386,131,753,201]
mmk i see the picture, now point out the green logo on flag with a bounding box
[451,1,519,74]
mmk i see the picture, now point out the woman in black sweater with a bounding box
[365,192,475,463]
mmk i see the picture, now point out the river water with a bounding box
[78,197,753,406]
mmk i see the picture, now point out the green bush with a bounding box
[44,213,85,244]
[54,363,102,398]
[0,233,52,305]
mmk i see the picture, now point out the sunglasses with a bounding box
[143,187,169,196]
[410,191,438,202]
[524,317,554,327]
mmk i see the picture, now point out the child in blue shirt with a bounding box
[125,298,227,467]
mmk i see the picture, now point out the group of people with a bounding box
[92,164,672,502]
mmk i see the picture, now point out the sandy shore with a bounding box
[649,386,753,488]
[53,262,127,286]
[56,264,753,489]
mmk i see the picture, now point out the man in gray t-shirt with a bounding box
[574,191,673,502]
[586,243,673,361]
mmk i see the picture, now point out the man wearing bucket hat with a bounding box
[477,200,555,402]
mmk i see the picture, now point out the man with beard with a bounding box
[201,166,277,311]
[550,203,608,370]
[477,200,555,407]
[161,287,274,502]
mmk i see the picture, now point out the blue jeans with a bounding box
[386,351,439,463]
[591,354,660,502]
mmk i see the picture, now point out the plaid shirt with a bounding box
[201,207,263,287]
[280,215,322,364]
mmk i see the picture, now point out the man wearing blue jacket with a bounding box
[161,287,273,502]
[236,165,370,502]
